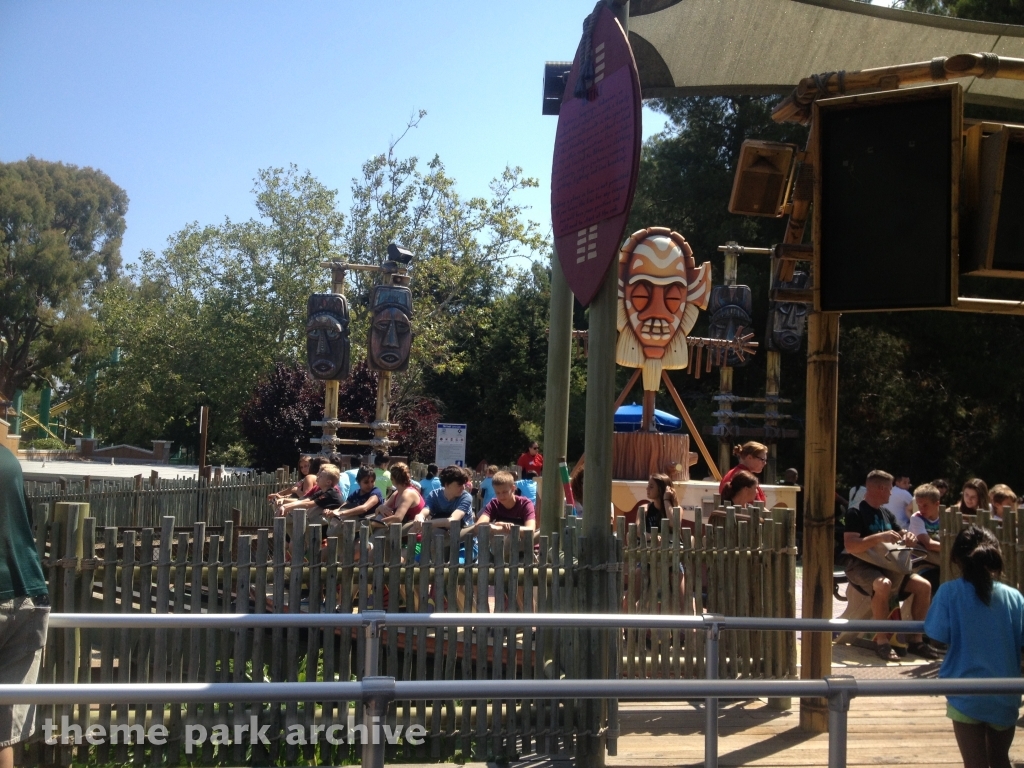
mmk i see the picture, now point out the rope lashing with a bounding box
[573,0,627,100]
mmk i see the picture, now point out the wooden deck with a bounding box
[608,695,1024,767]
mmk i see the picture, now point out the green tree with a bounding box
[0,157,127,400]
[96,119,547,459]
[897,0,1024,22]
[95,165,339,452]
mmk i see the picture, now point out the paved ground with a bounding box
[19,458,204,481]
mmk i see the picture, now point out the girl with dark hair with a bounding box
[925,525,1024,768]
[721,469,759,508]
[642,473,679,534]
[956,478,991,516]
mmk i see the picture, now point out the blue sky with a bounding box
[0,1,673,267]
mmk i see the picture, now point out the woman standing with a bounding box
[719,442,768,504]
[925,525,1024,768]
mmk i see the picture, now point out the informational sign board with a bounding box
[435,423,467,468]
[550,3,642,306]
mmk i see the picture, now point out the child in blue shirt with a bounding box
[925,524,1024,766]
[516,470,538,505]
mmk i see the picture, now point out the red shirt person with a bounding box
[516,442,543,477]
[718,441,767,504]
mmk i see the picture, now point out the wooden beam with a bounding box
[613,369,642,412]
[661,370,721,481]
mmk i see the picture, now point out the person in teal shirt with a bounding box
[478,464,497,509]
[419,463,442,496]
[925,524,1024,766]
[0,443,50,765]
[515,470,538,505]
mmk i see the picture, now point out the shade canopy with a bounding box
[628,0,1024,110]
[614,403,683,432]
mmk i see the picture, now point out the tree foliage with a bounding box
[94,117,546,462]
[897,0,1024,23]
[0,157,127,400]
[239,362,324,472]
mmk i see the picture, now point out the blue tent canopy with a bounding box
[614,403,682,433]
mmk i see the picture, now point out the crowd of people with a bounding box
[268,446,546,563]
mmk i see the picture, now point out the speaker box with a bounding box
[814,83,962,312]
[728,140,796,217]
[963,124,1024,277]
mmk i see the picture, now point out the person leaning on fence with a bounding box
[278,463,346,538]
[0,444,50,768]
[843,469,939,662]
[925,525,1024,768]
[476,471,537,536]
[989,484,1017,522]
[409,465,476,563]
[908,483,943,595]
[267,454,315,507]
[369,463,423,530]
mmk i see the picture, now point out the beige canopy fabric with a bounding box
[628,0,1024,109]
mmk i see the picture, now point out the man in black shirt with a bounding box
[844,469,937,661]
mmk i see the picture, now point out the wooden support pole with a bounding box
[612,369,641,412]
[717,244,738,473]
[541,249,574,535]
[662,371,721,482]
[579,258,617,767]
[765,351,781,483]
[641,389,656,432]
[799,311,839,733]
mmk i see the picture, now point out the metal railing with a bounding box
[7,613,1019,768]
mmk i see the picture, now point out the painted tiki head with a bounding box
[306,293,350,380]
[368,284,413,372]
[616,228,711,390]
[707,285,754,367]
[767,270,809,353]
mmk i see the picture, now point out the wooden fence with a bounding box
[24,470,291,529]
[25,498,796,766]
[939,505,1024,589]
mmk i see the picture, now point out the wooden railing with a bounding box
[25,498,796,766]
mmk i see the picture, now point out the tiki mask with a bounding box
[707,285,753,367]
[767,270,809,353]
[616,228,711,390]
[306,293,351,380]
[368,284,413,372]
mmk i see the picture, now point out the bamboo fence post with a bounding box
[800,309,839,733]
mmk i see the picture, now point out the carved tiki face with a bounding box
[767,270,809,353]
[707,285,753,367]
[306,293,350,380]
[616,228,711,391]
[368,284,413,372]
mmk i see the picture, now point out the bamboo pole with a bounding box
[799,311,839,733]
[774,53,1024,125]
[541,249,574,535]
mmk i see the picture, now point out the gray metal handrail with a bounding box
[34,612,962,768]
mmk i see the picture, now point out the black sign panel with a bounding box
[816,84,961,312]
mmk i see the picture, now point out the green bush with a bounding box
[210,441,251,468]
[26,437,68,451]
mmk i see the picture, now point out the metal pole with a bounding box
[704,621,721,768]
[363,612,383,676]
[361,677,395,768]
[826,677,857,768]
